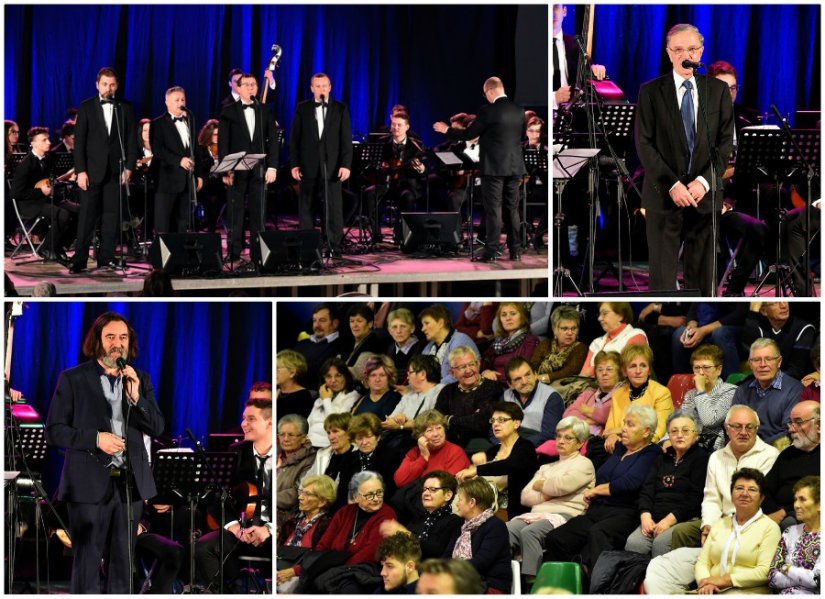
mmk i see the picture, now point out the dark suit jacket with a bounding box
[289,99,353,179]
[635,73,734,215]
[217,100,279,170]
[444,515,512,592]
[73,96,138,184]
[229,440,272,525]
[45,360,165,503]
[150,113,209,194]
[10,152,52,214]
[445,96,526,177]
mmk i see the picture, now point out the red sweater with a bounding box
[309,503,396,568]
[394,441,470,487]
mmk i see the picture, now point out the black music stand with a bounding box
[787,129,820,296]
[350,142,384,248]
[202,452,236,593]
[522,148,548,250]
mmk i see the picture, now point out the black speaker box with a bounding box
[258,230,321,272]
[148,233,223,276]
[400,212,461,254]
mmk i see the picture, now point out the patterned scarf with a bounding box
[538,339,578,374]
[287,511,324,547]
[420,504,453,541]
[452,508,495,560]
[491,328,528,355]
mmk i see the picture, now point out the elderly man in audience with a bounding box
[276,414,317,528]
[733,337,804,450]
[679,344,737,451]
[293,303,344,376]
[743,301,817,380]
[500,357,564,447]
[507,416,595,586]
[434,346,504,452]
[761,401,820,530]
[768,475,821,595]
[532,304,588,384]
[623,410,710,558]
[419,304,479,384]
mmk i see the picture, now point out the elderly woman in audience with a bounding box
[680,344,737,451]
[532,305,588,384]
[385,307,424,382]
[344,304,386,367]
[602,344,673,452]
[508,416,595,584]
[394,410,469,488]
[481,302,541,384]
[306,357,360,447]
[276,474,337,593]
[383,355,443,434]
[543,404,661,573]
[624,410,710,557]
[769,476,820,594]
[379,470,464,559]
[307,412,356,486]
[580,302,648,377]
[276,414,317,528]
[694,468,781,594]
[420,304,479,384]
[455,402,538,518]
[276,349,313,419]
[351,354,402,418]
[444,477,512,593]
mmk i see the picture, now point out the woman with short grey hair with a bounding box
[277,414,317,528]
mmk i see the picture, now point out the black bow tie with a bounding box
[314,102,327,108]
[243,103,255,110]
[100,99,113,105]
[172,116,186,123]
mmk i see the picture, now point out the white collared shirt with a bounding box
[315,103,325,138]
[100,96,113,134]
[169,113,190,148]
[242,103,255,140]
[552,32,568,89]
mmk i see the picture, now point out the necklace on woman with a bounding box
[350,510,360,545]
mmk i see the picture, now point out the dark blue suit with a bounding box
[46,359,164,593]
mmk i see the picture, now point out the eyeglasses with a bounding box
[668,427,696,436]
[668,46,703,55]
[726,423,757,432]
[451,361,477,372]
[692,364,719,372]
[786,417,819,430]
[359,490,384,501]
[489,417,514,424]
[298,488,318,498]
[748,356,780,365]
[422,486,445,494]
[733,485,760,495]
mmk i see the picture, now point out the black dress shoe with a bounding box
[68,262,86,274]
[472,253,497,263]
[329,248,343,259]
[99,260,120,270]
[510,251,522,262]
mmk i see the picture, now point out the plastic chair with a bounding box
[726,372,750,386]
[666,374,695,410]
[511,560,521,594]
[530,561,582,594]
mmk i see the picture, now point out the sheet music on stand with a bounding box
[210,151,266,175]
[553,148,600,181]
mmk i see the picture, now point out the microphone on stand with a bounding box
[319,93,328,106]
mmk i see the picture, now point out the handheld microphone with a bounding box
[681,60,705,70]
[319,94,327,106]
[180,105,189,112]
[116,356,127,371]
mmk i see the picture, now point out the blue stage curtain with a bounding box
[563,4,820,125]
[7,301,272,442]
[5,5,542,149]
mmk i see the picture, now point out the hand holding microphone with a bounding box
[117,357,139,404]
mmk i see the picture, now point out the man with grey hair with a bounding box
[635,23,734,295]
[645,405,779,594]
[151,86,208,234]
[732,337,803,448]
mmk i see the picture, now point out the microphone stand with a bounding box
[254,97,267,269]
[184,108,198,232]
[319,96,333,260]
[111,97,130,270]
[122,376,136,595]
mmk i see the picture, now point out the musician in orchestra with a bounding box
[219,68,244,114]
[433,76,526,262]
[635,24,734,295]
[289,72,353,258]
[10,127,74,264]
[551,4,606,110]
[151,86,207,235]
[45,312,165,593]
[524,116,549,250]
[49,120,76,156]
[194,396,273,592]
[69,67,139,274]
[195,119,225,232]
[363,112,427,244]
[218,73,279,267]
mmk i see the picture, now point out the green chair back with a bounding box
[726,372,749,386]
[530,561,582,594]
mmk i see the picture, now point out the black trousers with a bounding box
[153,181,193,235]
[66,477,143,594]
[194,528,271,590]
[481,175,522,254]
[720,210,769,294]
[299,175,344,249]
[783,206,820,295]
[73,169,121,266]
[225,170,266,261]
[18,198,73,252]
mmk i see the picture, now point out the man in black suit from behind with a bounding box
[151,86,207,234]
[289,72,353,258]
[45,312,165,593]
[635,24,733,295]
[70,67,139,273]
[218,73,279,266]
[433,76,526,262]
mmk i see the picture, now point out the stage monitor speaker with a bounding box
[258,230,321,273]
[149,233,223,276]
[584,288,702,297]
[400,212,460,254]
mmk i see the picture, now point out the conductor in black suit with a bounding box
[289,73,353,257]
[433,76,526,262]
[218,73,279,264]
[45,312,165,593]
[70,67,139,274]
[635,24,733,295]
[151,86,206,234]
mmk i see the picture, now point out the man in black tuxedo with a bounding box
[433,76,526,262]
[151,86,207,234]
[218,68,243,115]
[289,72,353,257]
[45,312,165,593]
[218,73,279,265]
[10,126,74,263]
[70,67,138,273]
[635,24,734,295]
[194,396,272,592]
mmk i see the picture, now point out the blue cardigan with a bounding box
[444,514,512,592]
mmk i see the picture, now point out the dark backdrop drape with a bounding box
[563,4,820,125]
[5,5,547,150]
